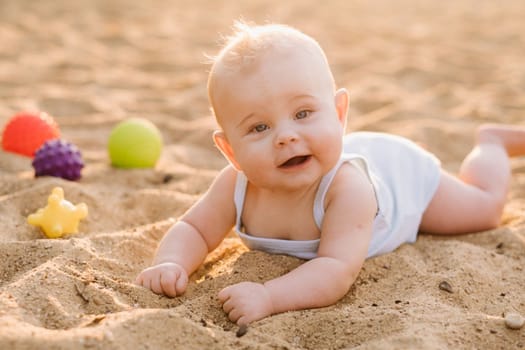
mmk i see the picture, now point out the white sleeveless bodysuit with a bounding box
[233,132,441,259]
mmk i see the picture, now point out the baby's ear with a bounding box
[213,131,241,170]
[334,88,349,128]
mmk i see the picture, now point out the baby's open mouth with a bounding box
[279,155,311,168]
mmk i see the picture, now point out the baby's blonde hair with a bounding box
[207,21,335,117]
[210,21,323,70]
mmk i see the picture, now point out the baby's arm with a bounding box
[135,166,237,297]
[219,163,377,324]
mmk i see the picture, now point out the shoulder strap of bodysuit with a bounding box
[233,171,247,232]
[312,154,373,229]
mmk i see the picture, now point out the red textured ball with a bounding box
[32,139,84,181]
[1,111,60,157]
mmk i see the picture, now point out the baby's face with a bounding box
[213,47,346,192]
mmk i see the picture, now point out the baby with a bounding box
[136,22,525,326]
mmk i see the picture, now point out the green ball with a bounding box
[108,118,162,168]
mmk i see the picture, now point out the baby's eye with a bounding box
[252,124,269,133]
[295,110,311,119]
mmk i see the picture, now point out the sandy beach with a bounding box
[1,0,524,349]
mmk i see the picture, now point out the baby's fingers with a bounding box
[160,272,178,297]
[160,268,188,297]
[175,270,188,295]
[227,307,243,323]
[134,273,144,286]
[134,269,166,295]
[217,286,231,303]
[150,273,163,295]
[135,272,153,291]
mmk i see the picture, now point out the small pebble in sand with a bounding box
[438,281,453,293]
[504,312,524,330]
[236,324,248,337]
[162,174,174,184]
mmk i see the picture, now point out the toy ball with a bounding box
[32,139,84,181]
[108,118,162,168]
[27,187,88,239]
[1,111,60,157]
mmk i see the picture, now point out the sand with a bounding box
[1,0,524,349]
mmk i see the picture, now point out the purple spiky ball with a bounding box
[32,139,84,181]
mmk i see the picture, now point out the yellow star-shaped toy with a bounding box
[27,187,88,238]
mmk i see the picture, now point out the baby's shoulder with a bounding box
[208,165,238,195]
[325,161,377,208]
[331,161,371,189]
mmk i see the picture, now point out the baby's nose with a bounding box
[275,126,299,146]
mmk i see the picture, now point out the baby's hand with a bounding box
[218,282,274,325]
[135,262,188,297]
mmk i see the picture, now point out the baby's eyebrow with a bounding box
[237,112,255,128]
[294,93,314,98]
[289,93,315,102]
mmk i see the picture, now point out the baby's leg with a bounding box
[420,124,525,234]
